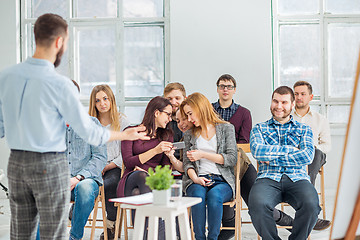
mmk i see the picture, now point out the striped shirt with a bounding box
[250,116,314,182]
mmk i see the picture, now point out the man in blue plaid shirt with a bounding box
[248,86,321,240]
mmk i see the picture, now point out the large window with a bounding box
[272,0,360,129]
[20,0,169,123]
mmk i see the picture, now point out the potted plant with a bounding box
[145,165,175,205]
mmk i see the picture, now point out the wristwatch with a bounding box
[75,175,84,181]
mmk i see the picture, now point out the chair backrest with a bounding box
[237,143,251,153]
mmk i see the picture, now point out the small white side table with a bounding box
[113,197,201,240]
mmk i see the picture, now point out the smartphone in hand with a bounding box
[172,141,185,150]
[205,180,214,186]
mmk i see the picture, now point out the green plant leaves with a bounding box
[145,165,175,190]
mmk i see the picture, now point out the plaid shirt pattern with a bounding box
[212,100,240,121]
[250,116,314,182]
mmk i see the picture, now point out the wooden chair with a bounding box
[68,185,108,240]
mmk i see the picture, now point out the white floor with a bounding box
[0,189,334,240]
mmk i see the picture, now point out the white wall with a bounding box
[0,0,346,200]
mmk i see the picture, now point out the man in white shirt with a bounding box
[292,80,331,231]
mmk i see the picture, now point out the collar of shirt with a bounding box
[293,107,313,118]
[213,100,237,111]
[27,57,55,69]
[269,115,296,126]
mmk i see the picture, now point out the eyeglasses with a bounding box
[160,110,172,118]
[217,84,235,90]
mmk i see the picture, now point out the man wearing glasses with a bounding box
[212,74,252,143]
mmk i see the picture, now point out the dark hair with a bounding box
[141,96,173,141]
[272,86,295,102]
[216,74,237,88]
[293,81,313,94]
[34,13,68,47]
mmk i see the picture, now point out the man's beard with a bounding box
[271,107,292,121]
[54,45,64,68]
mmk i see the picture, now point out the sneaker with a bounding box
[276,211,293,232]
[100,227,115,240]
[218,230,235,240]
[313,218,331,231]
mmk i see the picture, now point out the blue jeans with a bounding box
[248,175,320,240]
[69,179,99,240]
[186,174,233,240]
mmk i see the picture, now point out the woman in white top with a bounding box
[89,84,130,239]
[180,92,237,240]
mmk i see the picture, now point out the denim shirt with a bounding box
[66,117,107,185]
[250,116,314,182]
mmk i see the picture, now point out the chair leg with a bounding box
[90,196,99,240]
[100,187,108,240]
[320,167,326,219]
[235,203,241,240]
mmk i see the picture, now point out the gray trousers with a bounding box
[8,150,70,240]
[308,149,327,185]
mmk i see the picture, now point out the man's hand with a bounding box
[187,150,203,162]
[70,177,80,191]
[122,126,150,141]
[260,161,270,165]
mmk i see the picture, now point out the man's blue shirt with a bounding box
[250,116,315,182]
[0,57,110,152]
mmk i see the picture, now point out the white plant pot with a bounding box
[153,189,171,205]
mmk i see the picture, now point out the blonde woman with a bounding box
[89,84,130,239]
[180,92,237,240]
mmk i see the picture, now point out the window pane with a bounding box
[30,0,67,18]
[328,105,350,124]
[278,0,318,15]
[123,0,163,18]
[76,0,117,18]
[124,106,146,124]
[309,104,321,114]
[328,24,360,98]
[326,0,360,14]
[279,24,321,96]
[124,27,164,98]
[78,27,116,97]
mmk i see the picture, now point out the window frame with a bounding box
[272,0,360,132]
[20,0,170,122]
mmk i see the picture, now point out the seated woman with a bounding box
[180,92,237,240]
[88,84,130,239]
[117,96,174,198]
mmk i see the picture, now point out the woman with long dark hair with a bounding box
[117,96,173,198]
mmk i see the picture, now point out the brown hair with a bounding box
[163,82,186,98]
[216,74,237,88]
[293,81,313,94]
[34,13,68,47]
[141,96,173,141]
[89,84,121,131]
[180,92,227,138]
[272,86,295,102]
